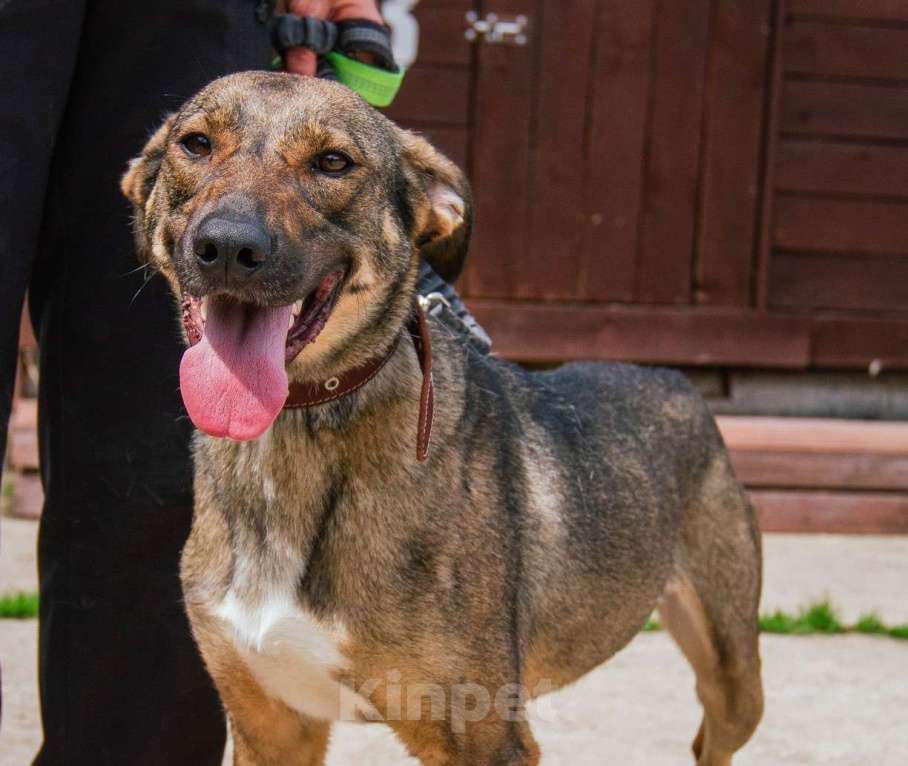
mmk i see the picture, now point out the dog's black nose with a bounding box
[193,213,271,281]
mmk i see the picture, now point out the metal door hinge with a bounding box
[464,11,529,46]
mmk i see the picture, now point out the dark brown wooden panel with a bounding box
[770,251,908,311]
[467,300,811,366]
[755,0,786,310]
[782,81,908,141]
[462,0,535,297]
[522,0,598,299]
[694,0,774,307]
[11,471,42,520]
[386,66,470,125]
[9,399,38,471]
[634,0,710,304]
[752,490,908,534]
[776,140,908,196]
[580,0,655,302]
[811,315,908,367]
[788,0,908,22]
[399,124,468,170]
[410,5,474,66]
[731,451,908,491]
[774,197,908,253]
[784,21,908,80]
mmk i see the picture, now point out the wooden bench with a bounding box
[718,416,908,534]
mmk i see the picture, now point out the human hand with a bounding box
[281,0,385,76]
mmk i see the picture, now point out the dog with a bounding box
[122,71,763,766]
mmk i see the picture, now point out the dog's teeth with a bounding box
[289,314,295,330]
[200,298,208,321]
[292,300,303,316]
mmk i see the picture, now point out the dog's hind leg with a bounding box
[658,454,764,766]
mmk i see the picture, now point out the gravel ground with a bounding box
[3,516,908,765]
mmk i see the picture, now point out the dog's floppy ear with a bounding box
[121,115,175,264]
[397,129,472,283]
[121,114,175,209]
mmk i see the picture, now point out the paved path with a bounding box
[0,517,39,594]
[761,533,908,623]
[3,516,908,764]
[4,622,906,766]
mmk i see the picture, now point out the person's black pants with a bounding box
[0,2,271,763]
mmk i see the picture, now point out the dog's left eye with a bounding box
[180,133,212,158]
[313,151,354,175]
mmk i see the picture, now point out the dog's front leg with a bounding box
[231,709,330,766]
[187,609,331,766]
[391,707,541,766]
[221,668,331,766]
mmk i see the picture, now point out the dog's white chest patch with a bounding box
[213,577,375,722]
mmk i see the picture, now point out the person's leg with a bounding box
[0,0,85,469]
[29,2,272,764]
[0,0,85,748]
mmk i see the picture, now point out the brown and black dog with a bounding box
[122,72,763,765]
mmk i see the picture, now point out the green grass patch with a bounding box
[798,601,841,633]
[643,600,908,640]
[759,609,800,634]
[642,617,661,632]
[760,601,844,634]
[854,612,886,635]
[0,591,39,619]
[0,470,14,516]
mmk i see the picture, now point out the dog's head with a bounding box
[121,72,470,440]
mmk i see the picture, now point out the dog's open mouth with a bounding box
[177,271,345,442]
[180,271,345,361]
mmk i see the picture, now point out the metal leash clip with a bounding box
[418,292,452,317]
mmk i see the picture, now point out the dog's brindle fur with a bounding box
[123,72,763,765]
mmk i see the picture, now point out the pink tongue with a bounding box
[179,298,292,441]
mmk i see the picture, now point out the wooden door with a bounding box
[466,0,718,305]
[461,0,779,364]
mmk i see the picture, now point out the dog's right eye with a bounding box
[180,133,212,158]
[313,151,354,176]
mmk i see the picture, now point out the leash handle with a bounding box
[324,51,404,107]
[270,15,405,107]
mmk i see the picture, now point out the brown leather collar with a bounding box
[283,301,434,462]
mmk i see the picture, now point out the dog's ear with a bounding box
[397,129,472,283]
[121,114,175,209]
[121,115,175,264]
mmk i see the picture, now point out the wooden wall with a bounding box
[386,0,474,169]
[389,0,908,370]
[769,0,908,314]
